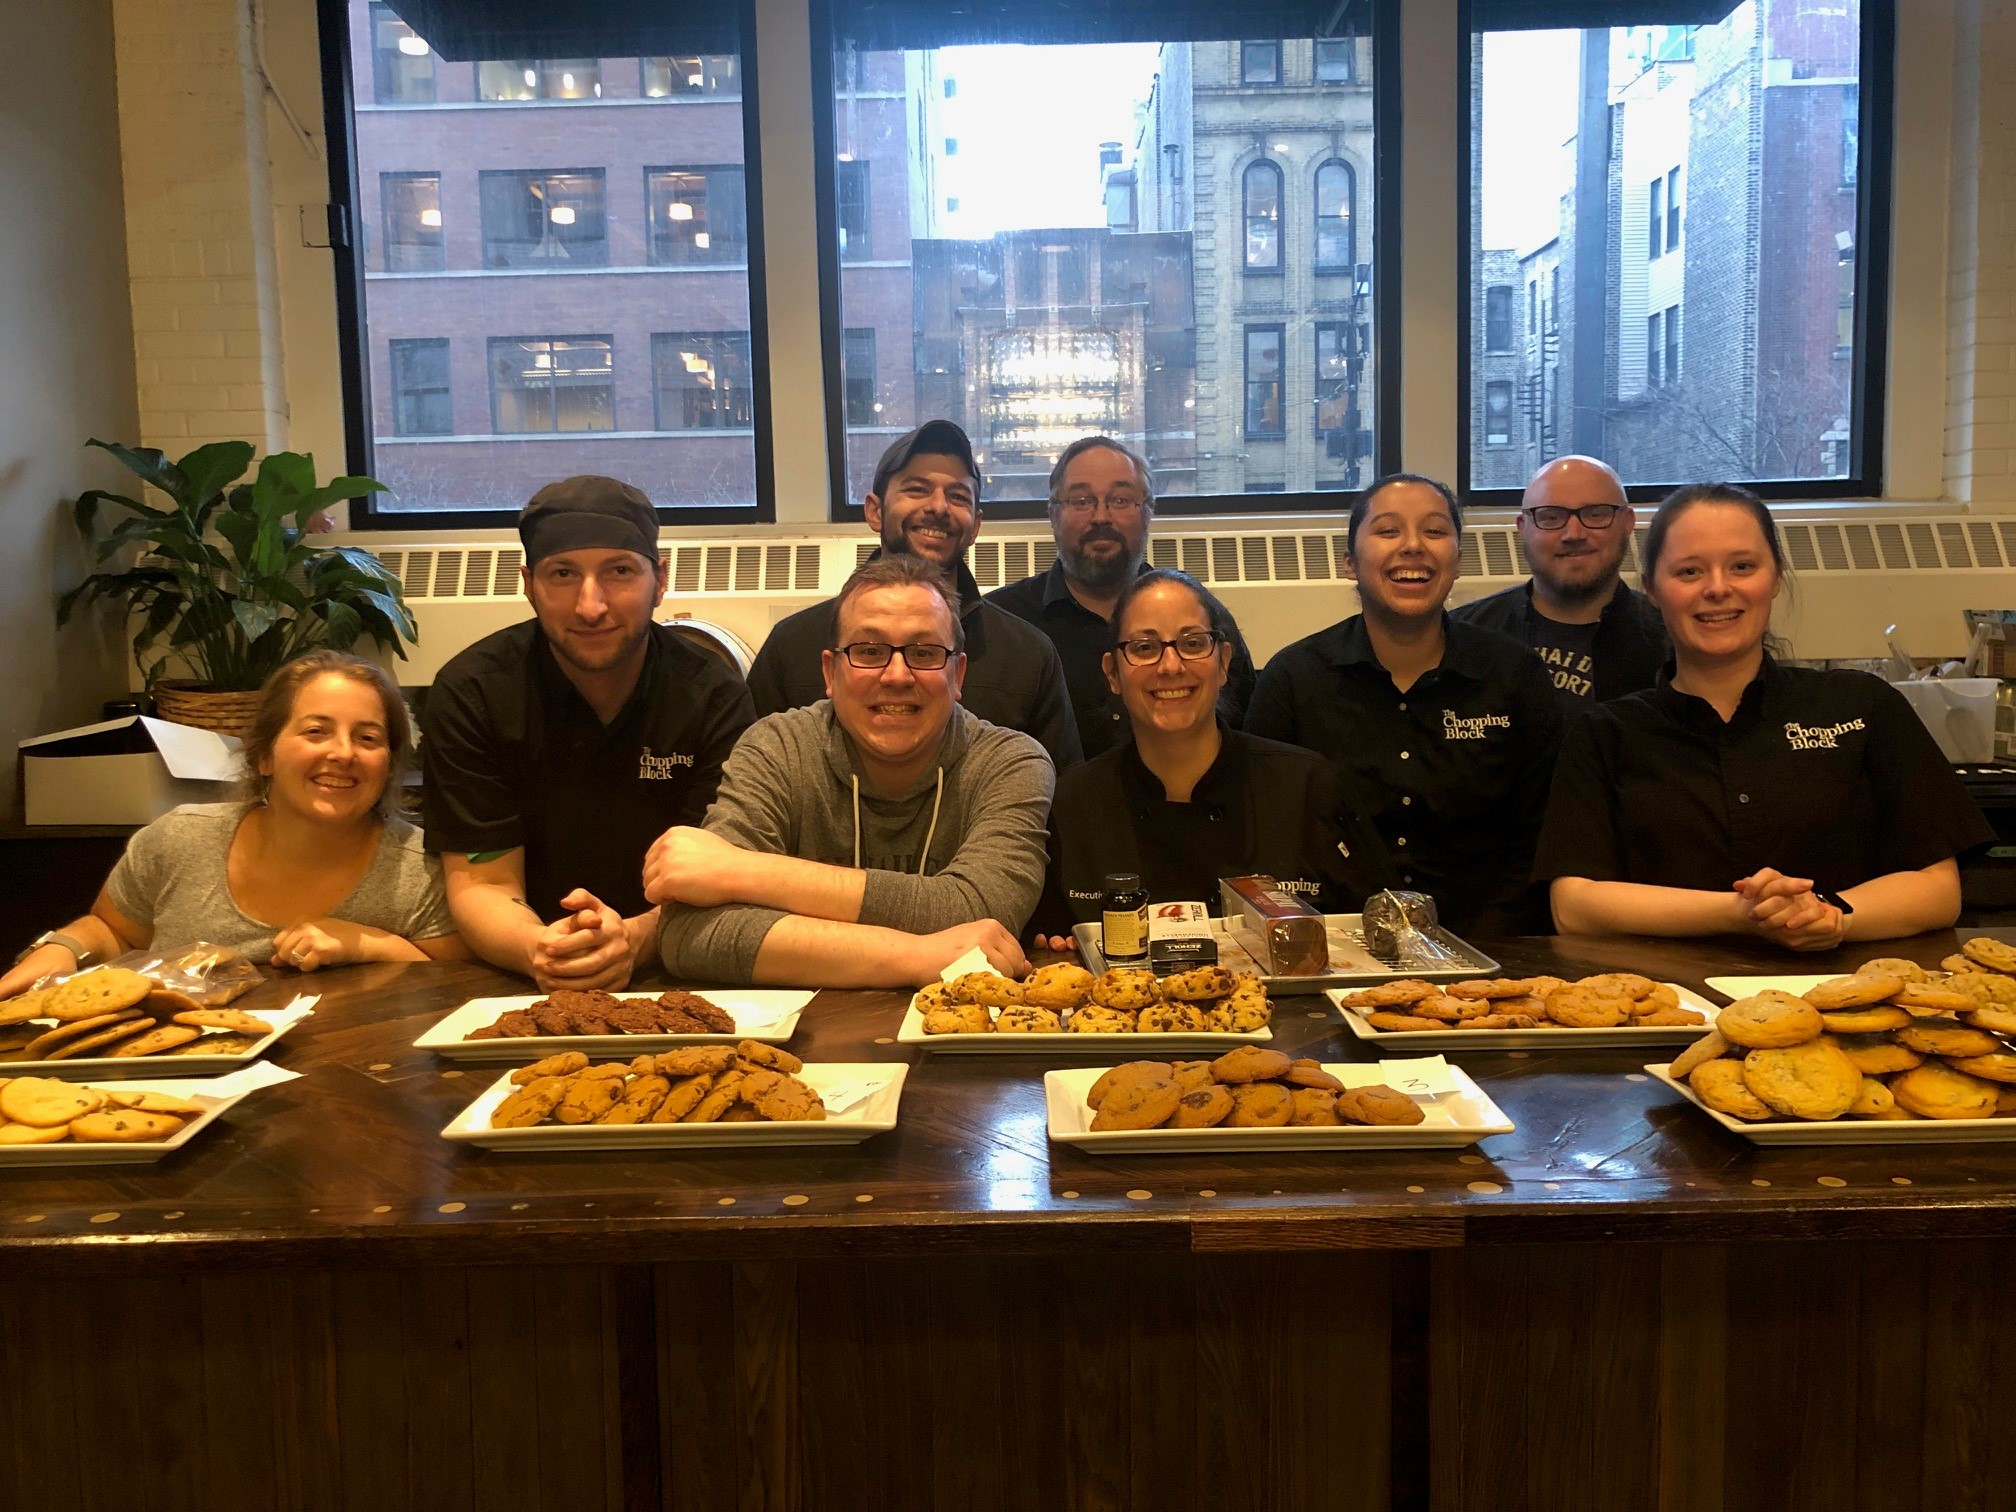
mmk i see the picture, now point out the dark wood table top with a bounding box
[5,930,2016,1275]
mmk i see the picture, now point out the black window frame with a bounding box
[1483,379,1513,446]
[842,326,878,425]
[316,0,777,527]
[369,1,435,104]
[1240,40,1282,85]
[835,157,872,260]
[646,165,750,266]
[641,54,742,97]
[1244,323,1286,441]
[389,337,451,436]
[1648,174,1663,261]
[475,58,602,102]
[1314,158,1355,273]
[1665,165,1681,252]
[477,167,609,270]
[1315,37,1354,82]
[487,335,618,435]
[1646,310,1662,387]
[1484,284,1513,352]
[1242,158,1284,275]
[1455,0,1894,506]
[378,170,443,273]
[1665,302,1680,384]
[652,331,756,430]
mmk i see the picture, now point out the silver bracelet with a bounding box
[12,931,90,968]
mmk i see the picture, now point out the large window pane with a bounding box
[342,0,759,514]
[1469,5,1870,490]
[826,22,1380,504]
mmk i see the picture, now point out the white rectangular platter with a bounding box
[415,991,812,1062]
[1647,1062,2016,1145]
[0,1063,298,1166]
[441,1061,906,1150]
[0,998,313,1080]
[1043,1062,1514,1153]
[897,994,1271,1053]
[1702,975,1834,1001]
[1330,983,1718,1050]
[1072,914,1498,991]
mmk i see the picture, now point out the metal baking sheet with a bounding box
[1072,914,1496,991]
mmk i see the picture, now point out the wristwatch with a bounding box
[12,931,90,967]
[1815,889,1856,917]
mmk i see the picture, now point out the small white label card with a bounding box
[1336,1056,1459,1099]
[937,947,993,984]
[819,1075,894,1114]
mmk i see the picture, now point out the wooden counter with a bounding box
[6,932,2015,1511]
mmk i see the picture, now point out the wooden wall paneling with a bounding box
[196,1269,339,1511]
[1917,1240,2015,1511]
[528,1264,628,1512]
[0,1280,86,1507]
[1427,1247,1527,1512]
[1850,1243,1930,1512]
[993,1258,1070,1512]
[1125,1255,1200,1510]
[331,1271,420,1510]
[922,1259,1014,1512]
[1055,1254,1137,1512]
[401,1267,476,1512]
[1654,1246,1726,1512]
[465,1265,554,1512]
[1523,1246,1662,1512]
[1388,1260,1431,1512]
[97,1271,211,1510]
[793,1258,890,1511]
[732,1259,803,1512]
[610,1264,664,1512]
[656,1261,743,1512]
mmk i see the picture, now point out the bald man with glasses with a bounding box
[1451,455,1667,709]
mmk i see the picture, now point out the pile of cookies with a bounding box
[1341,972,1703,1032]
[919,964,1271,1035]
[1673,950,2016,1122]
[0,967,271,1063]
[489,1040,826,1128]
[1084,1047,1426,1131]
[0,1076,203,1144]
[470,987,736,1039]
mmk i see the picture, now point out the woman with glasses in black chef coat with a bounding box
[1243,474,1563,934]
[1033,569,1393,947]
[1536,484,1992,950]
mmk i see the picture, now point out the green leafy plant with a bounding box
[56,439,417,690]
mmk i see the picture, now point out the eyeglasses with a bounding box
[1522,503,1624,531]
[836,641,958,671]
[1057,491,1146,515]
[1117,630,1222,666]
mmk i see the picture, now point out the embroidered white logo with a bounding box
[1784,718,1864,751]
[638,747,695,779]
[1441,709,1511,741]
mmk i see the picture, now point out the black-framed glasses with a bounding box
[1117,630,1222,667]
[836,641,958,671]
[1057,491,1147,515]
[1522,503,1624,531]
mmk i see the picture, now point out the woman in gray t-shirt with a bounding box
[0,653,463,997]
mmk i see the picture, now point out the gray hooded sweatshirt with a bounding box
[656,700,1054,983]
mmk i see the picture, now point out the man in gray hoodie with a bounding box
[647,555,1053,986]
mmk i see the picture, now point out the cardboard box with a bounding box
[20,716,243,826]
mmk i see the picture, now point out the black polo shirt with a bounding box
[745,554,1082,768]
[1534,657,1993,894]
[421,619,754,921]
[986,559,1258,760]
[1450,579,1669,708]
[1038,726,1397,932]
[1244,614,1563,934]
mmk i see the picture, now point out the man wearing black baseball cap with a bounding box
[421,475,754,991]
[745,419,1081,768]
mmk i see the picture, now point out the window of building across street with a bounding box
[822,4,1384,511]
[1466,2,1887,496]
[331,0,763,519]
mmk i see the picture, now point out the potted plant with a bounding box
[57,439,418,737]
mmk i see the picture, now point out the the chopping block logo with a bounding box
[1442,710,1510,741]
[638,747,695,778]
[1784,718,1864,750]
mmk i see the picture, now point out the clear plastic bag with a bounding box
[24,942,263,1006]
[1361,890,1462,969]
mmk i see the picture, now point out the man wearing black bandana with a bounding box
[422,475,753,991]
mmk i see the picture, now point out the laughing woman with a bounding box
[0,651,464,997]
[1036,569,1393,942]
[1536,484,1992,949]
[1244,474,1563,933]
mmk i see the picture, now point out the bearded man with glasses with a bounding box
[987,435,1256,758]
[1451,455,1668,710]
[647,554,1052,987]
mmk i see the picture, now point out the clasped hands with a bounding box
[1733,867,1847,951]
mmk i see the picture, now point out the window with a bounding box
[390,339,450,436]
[944,137,959,155]
[1243,160,1283,272]
[1313,322,1367,481]
[1245,325,1284,439]
[843,328,879,424]
[478,170,606,269]
[489,337,615,433]
[648,168,748,264]
[653,333,753,429]
[1528,278,1538,334]
[370,3,434,104]
[379,173,442,272]
[1484,381,1513,446]
[944,77,957,98]
[477,59,600,102]
[1316,39,1354,82]
[836,159,871,259]
[1468,3,1879,490]
[1241,42,1281,85]
[1315,160,1354,272]
[642,55,740,96]
[1485,285,1514,352]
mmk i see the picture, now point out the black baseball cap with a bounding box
[871,419,981,501]
[518,475,660,567]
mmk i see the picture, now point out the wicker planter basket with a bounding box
[150,682,263,740]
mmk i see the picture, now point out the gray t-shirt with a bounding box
[106,802,454,963]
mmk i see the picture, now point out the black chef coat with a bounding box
[1038,725,1397,933]
[745,554,1082,769]
[1243,614,1563,934]
[1534,657,1994,894]
[421,619,754,920]
[986,559,1257,760]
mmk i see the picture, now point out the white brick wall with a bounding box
[1946,0,2016,501]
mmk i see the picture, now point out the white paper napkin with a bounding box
[937,947,993,984]
[194,1060,303,1097]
